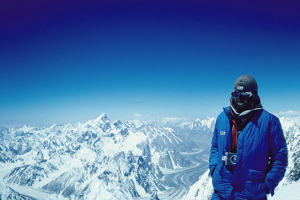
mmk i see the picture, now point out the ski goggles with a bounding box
[231,91,253,99]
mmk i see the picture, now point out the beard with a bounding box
[232,97,253,113]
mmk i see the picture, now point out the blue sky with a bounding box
[1,0,300,125]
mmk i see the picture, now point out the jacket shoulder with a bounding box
[260,109,281,124]
[216,110,227,123]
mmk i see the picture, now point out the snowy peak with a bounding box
[180,117,215,130]
[17,124,35,133]
[83,113,110,130]
[94,113,108,123]
[277,110,300,118]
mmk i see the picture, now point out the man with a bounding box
[209,75,288,200]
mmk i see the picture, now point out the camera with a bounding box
[224,152,237,166]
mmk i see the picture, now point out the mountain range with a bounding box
[0,114,213,199]
[1,111,299,200]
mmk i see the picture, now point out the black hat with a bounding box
[234,75,258,92]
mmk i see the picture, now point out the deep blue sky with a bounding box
[1,0,300,125]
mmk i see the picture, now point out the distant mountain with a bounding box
[161,117,215,147]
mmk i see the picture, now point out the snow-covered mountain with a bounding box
[185,111,300,200]
[178,117,215,143]
[276,113,300,185]
[0,183,30,200]
[0,114,208,199]
[159,117,215,148]
[5,111,299,200]
[185,170,213,200]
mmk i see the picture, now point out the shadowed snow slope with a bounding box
[0,183,30,200]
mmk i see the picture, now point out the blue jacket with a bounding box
[209,107,288,200]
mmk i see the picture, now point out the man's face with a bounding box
[231,91,254,113]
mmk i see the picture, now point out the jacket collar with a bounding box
[229,102,263,117]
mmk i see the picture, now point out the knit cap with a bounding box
[234,75,258,92]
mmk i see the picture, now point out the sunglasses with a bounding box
[231,91,253,99]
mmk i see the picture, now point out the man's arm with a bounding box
[209,117,219,177]
[265,116,288,196]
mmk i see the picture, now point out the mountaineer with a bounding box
[209,75,288,199]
